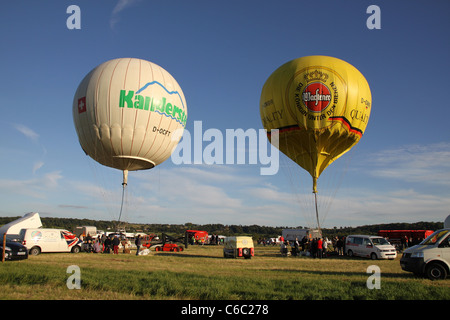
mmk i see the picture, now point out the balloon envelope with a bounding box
[260,56,371,192]
[73,58,187,173]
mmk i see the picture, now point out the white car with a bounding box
[345,235,397,260]
[400,228,450,280]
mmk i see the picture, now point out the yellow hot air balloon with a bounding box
[260,56,371,230]
[73,58,187,222]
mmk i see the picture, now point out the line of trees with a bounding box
[0,216,444,240]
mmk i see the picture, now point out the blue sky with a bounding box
[0,0,449,228]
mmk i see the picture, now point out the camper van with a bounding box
[345,235,397,260]
[19,228,83,255]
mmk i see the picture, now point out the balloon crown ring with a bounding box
[304,70,329,83]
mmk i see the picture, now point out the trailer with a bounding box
[186,230,208,244]
[73,226,97,238]
[378,230,434,248]
[281,228,321,242]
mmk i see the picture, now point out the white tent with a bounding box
[445,215,450,229]
[0,212,42,240]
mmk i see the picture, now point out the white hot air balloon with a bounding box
[72,58,187,221]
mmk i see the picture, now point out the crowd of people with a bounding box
[279,236,347,258]
[79,233,131,255]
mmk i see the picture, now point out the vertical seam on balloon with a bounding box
[128,58,140,170]
[143,65,166,160]
[136,60,155,160]
[97,61,113,167]
[159,116,178,164]
[120,58,132,163]
[143,114,163,160]
[151,66,168,161]
[150,75,173,163]
[94,65,106,164]
[153,110,175,164]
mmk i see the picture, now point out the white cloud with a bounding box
[363,142,450,186]
[321,187,450,227]
[110,0,142,30]
[14,124,39,142]
[32,161,44,174]
[14,141,447,227]
[0,171,63,199]
[136,165,244,209]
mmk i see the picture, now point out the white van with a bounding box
[400,228,450,280]
[345,235,397,260]
[19,228,83,255]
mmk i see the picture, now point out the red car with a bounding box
[154,243,184,252]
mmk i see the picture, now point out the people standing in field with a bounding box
[336,237,344,256]
[112,235,120,254]
[103,236,112,253]
[93,239,101,253]
[135,234,142,256]
[310,238,317,258]
[317,238,323,259]
[323,237,328,257]
[301,236,308,252]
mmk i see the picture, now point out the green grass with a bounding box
[0,245,448,300]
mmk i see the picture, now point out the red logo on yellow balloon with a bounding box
[302,82,332,112]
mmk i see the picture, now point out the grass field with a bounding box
[0,244,449,300]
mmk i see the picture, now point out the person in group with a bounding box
[317,238,323,259]
[103,236,112,253]
[292,238,300,256]
[92,239,101,253]
[332,236,338,254]
[280,240,286,256]
[112,235,120,254]
[310,238,317,258]
[135,234,142,256]
[337,236,344,256]
[85,233,93,252]
[301,236,308,252]
[323,237,328,257]
[100,233,107,250]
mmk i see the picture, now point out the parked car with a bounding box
[400,228,450,280]
[19,228,83,255]
[154,243,184,252]
[345,235,397,260]
[223,236,254,259]
[0,240,28,260]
